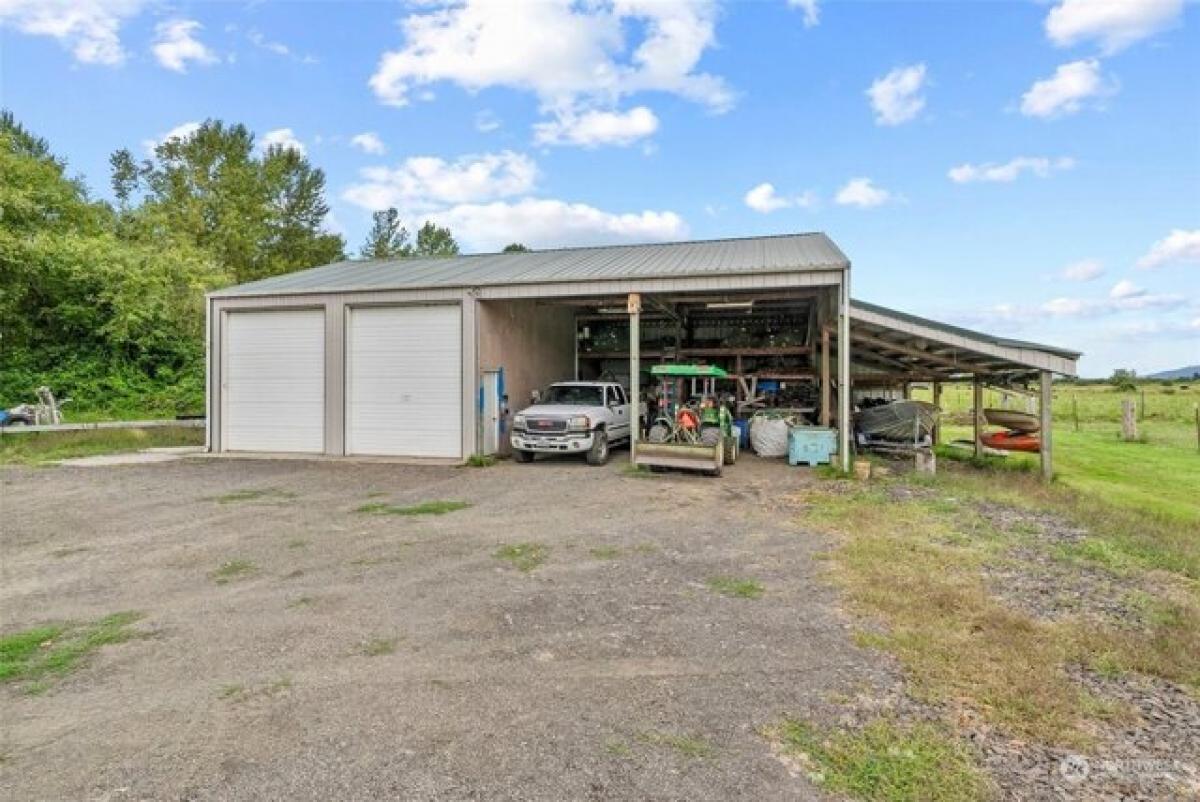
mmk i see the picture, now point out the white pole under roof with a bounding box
[838,270,851,471]
[628,293,640,462]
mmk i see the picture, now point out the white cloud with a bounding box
[1020,59,1114,119]
[834,177,892,208]
[427,198,687,251]
[744,183,789,213]
[368,0,728,108]
[1114,293,1186,311]
[1045,0,1183,54]
[743,182,817,214]
[1041,291,1186,317]
[0,0,147,65]
[866,64,927,126]
[247,29,289,57]
[244,27,316,63]
[260,128,306,156]
[948,156,1075,184]
[1109,279,1143,299]
[152,19,217,73]
[342,146,684,250]
[534,106,658,148]
[786,0,820,28]
[350,132,386,155]
[367,0,733,146]
[343,150,537,211]
[1042,297,1091,317]
[475,110,501,133]
[141,120,201,154]
[1136,228,1200,270]
[1061,259,1104,282]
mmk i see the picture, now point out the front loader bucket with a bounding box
[634,440,724,476]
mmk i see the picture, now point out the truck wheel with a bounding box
[648,424,669,443]
[513,449,534,463]
[586,431,609,465]
[700,426,721,447]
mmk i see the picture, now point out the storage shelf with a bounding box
[577,346,810,359]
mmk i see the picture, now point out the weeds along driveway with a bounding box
[0,455,892,801]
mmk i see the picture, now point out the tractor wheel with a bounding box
[513,449,534,463]
[723,436,738,465]
[648,424,669,443]
[586,431,609,466]
[700,426,722,447]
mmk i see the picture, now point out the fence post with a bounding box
[1121,399,1138,442]
[1072,394,1079,432]
[1139,388,1145,422]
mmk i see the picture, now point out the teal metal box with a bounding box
[788,426,838,466]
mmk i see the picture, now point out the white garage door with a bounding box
[346,305,462,458]
[223,309,325,453]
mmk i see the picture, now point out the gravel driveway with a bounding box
[1,454,891,801]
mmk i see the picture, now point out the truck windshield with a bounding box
[542,385,603,406]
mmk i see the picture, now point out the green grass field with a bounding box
[914,382,1199,525]
[919,380,1200,427]
[0,427,204,465]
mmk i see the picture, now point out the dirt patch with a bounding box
[976,502,1148,625]
[0,453,883,800]
[970,665,1200,800]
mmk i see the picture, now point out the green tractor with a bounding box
[637,364,739,477]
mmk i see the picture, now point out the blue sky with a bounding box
[2,0,1197,376]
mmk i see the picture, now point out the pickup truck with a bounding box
[510,381,633,465]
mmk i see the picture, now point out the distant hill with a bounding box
[1148,365,1200,380]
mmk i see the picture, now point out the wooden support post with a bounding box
[736,353,744,409]
[932,381,942,446]
[1121,399,1138,442]
[1195,403,1199,453]
[1072,394,1079,432]
[1040,370,1053,480]
[973,377,984,458]
[820,327,831,428]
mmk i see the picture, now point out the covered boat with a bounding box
[854,400,939,443]
[984,408,1040,433]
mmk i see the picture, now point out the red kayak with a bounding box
[981,430,1040,453]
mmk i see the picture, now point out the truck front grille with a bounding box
[525,417,567,433]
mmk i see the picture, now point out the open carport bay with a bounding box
[0,455,890,801]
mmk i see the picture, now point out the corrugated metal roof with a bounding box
[210,232,848,298]
[852,300,1082,360]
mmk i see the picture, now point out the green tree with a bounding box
[0,112,223,414]
[360,208,412,259]
[111,119,344,284]
[502,242,530,252]
[414,221,459,257]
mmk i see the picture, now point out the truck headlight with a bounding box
[568,415,590,431]
[513,414,526,430]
